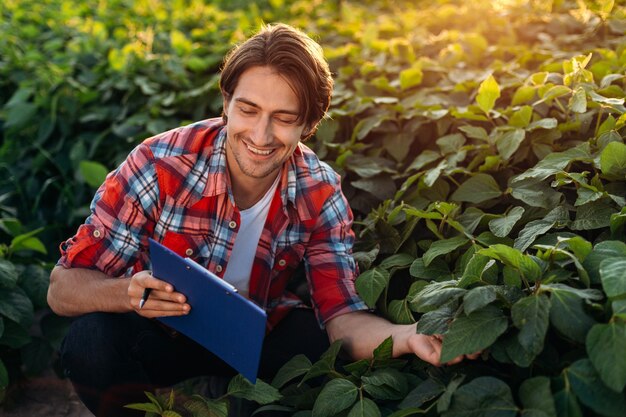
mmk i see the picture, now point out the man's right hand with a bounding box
[128,271,190,318]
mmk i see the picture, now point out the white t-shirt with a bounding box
[223,176,280,296]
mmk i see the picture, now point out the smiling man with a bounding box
[47,24,470,417]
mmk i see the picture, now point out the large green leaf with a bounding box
[513,144,592,183]
[583,240,626,284]
[301,340,343,384]
[19,264,49,309]
[227,375,281,404]
[479,244,542,282]
[511,294,551,355]
[567,359,626,417]
[410,281,466,313]
[271,354,312,389]
[415,304,456,335]
[599,141,626,180]
[586,322,626,392]
[79,160,109,188]
[362,368,409,400]
[399,378,445,409]
[442,377,517,417]
[423,236,469,267]
[599,258,626,299]
[570,199,616,231]
[410,258,452,281]
[347,397,381,417]
[476,75,501,114]
[514,206,569,251]
[0,259,18,289]
[312,379,358,417]
[355,268,390,307]
[518,376,556,417]
[489,206,525,238]
[496,129,526,160]
[440,305,508,363]
[463,286,498,315]
[451,174,502,204]
[547,288,596,343]
[0,287,34,328]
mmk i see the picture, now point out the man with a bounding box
[48,23,470,417]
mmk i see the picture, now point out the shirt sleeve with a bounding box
[57,143,159,276]
[304,181,369,327]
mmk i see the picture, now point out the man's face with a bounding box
[223,66,309,183]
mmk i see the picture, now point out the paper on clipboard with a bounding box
[149,238,267,382]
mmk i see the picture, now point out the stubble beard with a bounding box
[228,133,285,180]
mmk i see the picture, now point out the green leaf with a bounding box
[437,375,465,413]
[463,286,498,315]
[399,378,445,409]
[570,199,615,230]
[451,174,502,204]
[0,287,34,328]
[440,305,508,363]
[410,281,466,313]
[79,160,109,188]
[496,129,526,160]
[355,268,390,307]
[347,397,380,417]
[568,358,626,417]
[569,87,587,113]
[519,377,557,417]
[19,264,49,309]
[583,240,626,284]
[416,304,455,335]
[3,102,38,130]
[312,379,358,417]
[227,375,281,404]
[511,294,551,355]
[0,319,31,349]
[271,354,312,389]
[510,178,563,209]
[478,244,542,282]
[513,144,592,183]
[0,259,19,288]
[442,377,517,417]
[124,403,162,413]
[458,126,489,142]
[586,322,626,392]
[400,66,423,90]
[489,207,525,238]
[410,258,452,281]
[458,254,494,288]
[509,106,533,128]
[388,299,415,324]
[362,368,409,400]
[423,236,469,267]
[379,253,415,270]
[437,133,465,155]
[599,258,626,299]
[548,288,596,343]
[476,75,501,114]
[600,141,626,180]
[301,340,342,384]
[373,336,393,361]
[553,388,582,417]
[514,206,569,251]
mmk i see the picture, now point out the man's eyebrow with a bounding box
[234,97,299,116]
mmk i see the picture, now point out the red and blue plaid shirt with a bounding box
[58,118,367,329]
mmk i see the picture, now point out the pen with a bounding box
[139,288,152,309]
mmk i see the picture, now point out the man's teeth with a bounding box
[247,144,273,155]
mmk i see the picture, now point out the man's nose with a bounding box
[250,116,272,144]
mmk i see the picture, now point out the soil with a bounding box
[0,370,92,417]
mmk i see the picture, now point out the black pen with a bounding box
[139,288,152,309]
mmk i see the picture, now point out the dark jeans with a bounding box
[60,308,329,417]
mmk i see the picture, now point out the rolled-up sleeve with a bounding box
[304,183,369,327]
[58,143,159,277]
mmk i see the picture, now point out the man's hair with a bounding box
[220,23,333,138]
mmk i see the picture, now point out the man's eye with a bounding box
[277,117,298,124]
[240,108,255,115]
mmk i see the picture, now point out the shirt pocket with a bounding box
[160,230,211,266]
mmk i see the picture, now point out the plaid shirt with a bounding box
[58,118,367,329]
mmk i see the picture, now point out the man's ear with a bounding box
[222,92,231,123]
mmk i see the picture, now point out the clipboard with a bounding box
[149,238,267,382]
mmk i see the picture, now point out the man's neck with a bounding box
[229,169,279,210]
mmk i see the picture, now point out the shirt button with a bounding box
[93,230,101,238]
[215,265,223,273]
[228,220,237,229]
[185,248,193,256]
[278,259,287,267]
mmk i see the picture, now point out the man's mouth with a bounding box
[246,142,275,156]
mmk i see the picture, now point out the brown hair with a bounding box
[220,23,333,139]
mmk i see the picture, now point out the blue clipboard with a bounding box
[149,238,267,382]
